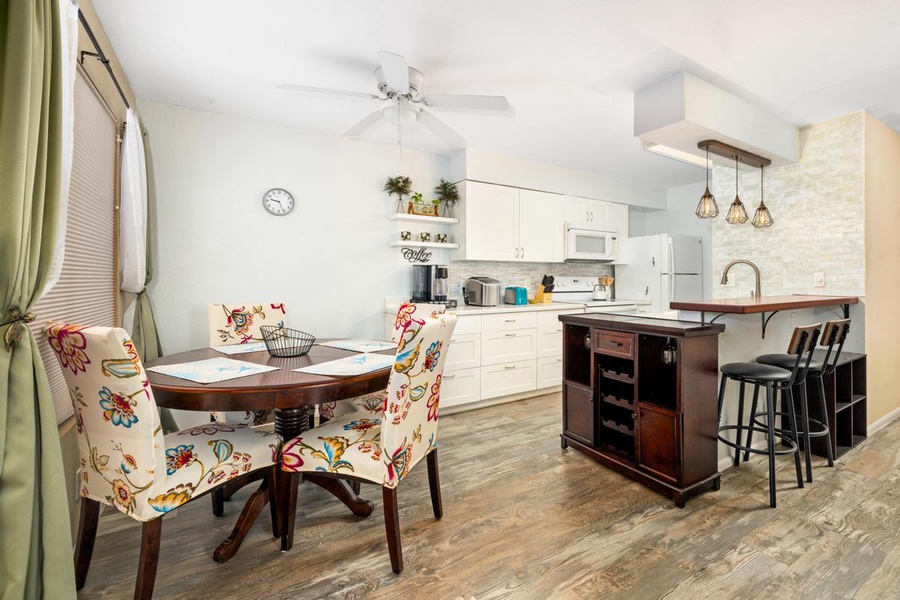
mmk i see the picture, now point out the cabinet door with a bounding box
[607,202,628,238]
[461,181,518,261]
[537,310,575,358]
[445,333,480,371]
[440,367,481,409]
[481,329,536,365]
[564,196,589,222]
[481,360,536,399]
[637,404,680,483]
[584,199,609,224]
[563,381,594,445]
[537,356,564,388]
[517,190,564,262]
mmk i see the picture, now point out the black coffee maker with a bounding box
[411,264,450,303]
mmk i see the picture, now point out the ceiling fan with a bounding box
[277,51,510,147]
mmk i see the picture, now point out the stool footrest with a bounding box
[717,425,799,456]
[750,412,831,438]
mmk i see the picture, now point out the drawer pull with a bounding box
[504,319,516,323]
[505,333,517,337]
[451,338,457,342]
[443,374,456,379]
[607,341,623,347]
[556,358,562,362]
[504,365,517,370]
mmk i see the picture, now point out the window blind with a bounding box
[29,67,118,424]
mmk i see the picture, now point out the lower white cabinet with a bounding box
[481,360,536,400]
[481,329,537,366]
[537,356,564,388]
[440,367,481,409]
[445,333,481,371]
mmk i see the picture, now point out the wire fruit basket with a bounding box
[259,325,315,358]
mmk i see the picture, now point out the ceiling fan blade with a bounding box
[423,94,510,111]
[276,83,377,100]
[344,110,384,137]
[377,51,409,94]
[417,110,465,147]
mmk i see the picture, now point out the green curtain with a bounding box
[0,0,77,598]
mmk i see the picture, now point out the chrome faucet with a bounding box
[721,259,762,299]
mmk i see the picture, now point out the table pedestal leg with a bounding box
[303,475,374,517]
[213,477,271,563]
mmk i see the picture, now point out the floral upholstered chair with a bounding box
[280,310,457,573]
[44,323,278,600]
[339,302,448,419]
[207,302,288,427]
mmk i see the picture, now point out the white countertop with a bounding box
[384,298,643,316]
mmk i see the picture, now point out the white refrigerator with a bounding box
[615,234,704,312]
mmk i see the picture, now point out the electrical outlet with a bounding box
[813,272,825,287]
[74,468,81,503]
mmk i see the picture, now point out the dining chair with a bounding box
[280,309,458,573]
[44,323,279,600]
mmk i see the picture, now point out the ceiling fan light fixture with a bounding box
[381,105,418,126]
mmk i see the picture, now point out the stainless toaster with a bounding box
[464,277,501,306]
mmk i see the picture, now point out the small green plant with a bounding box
[434,178,460,217]
[411,192,424,204]
[384,176,413,212]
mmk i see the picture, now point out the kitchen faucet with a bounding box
[721,259,762,299]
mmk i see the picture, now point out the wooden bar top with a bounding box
[670,294,859,314]
[558,313,725,337]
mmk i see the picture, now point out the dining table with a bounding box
[145,341,394,562]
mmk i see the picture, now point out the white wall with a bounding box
[644,181,713,298]
[141,101,447,353]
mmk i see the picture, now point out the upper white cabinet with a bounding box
[456,181,563,262]
[565,195,629,238]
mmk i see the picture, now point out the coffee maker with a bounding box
[411,264,452,305]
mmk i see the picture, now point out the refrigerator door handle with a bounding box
[668,238,676,274]
[670,274,676,303]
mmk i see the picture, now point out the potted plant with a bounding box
[434,178,459,218]
[408,191,440,217]
[384,175,412,213]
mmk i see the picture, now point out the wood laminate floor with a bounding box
[80,395,900,600]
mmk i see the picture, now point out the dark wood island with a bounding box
[558,313,726,507]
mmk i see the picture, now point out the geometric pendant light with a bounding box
[725,155,749,224]
[751,165,774,228]
[695,145,719,218]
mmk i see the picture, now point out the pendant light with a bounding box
[751,165,774,228]
[695,145,719,218]
[725,156,748,224]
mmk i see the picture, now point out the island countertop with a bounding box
[670,294,859,314]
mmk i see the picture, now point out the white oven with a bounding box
[565,222,618,261]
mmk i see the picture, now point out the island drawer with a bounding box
[593,330,634,359]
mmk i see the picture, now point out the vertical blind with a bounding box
[29,67,118,424]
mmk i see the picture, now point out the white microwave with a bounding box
[565,222,618,261]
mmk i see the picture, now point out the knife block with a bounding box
[534,285,553,303]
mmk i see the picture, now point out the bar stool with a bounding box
[753,319,851,482]
[717,324,821,507]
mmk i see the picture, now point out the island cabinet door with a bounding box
[563,381,595,446]
[636,403,681,484]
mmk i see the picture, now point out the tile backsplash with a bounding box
[448,260,613,299]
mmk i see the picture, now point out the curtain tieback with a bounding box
[2,306,36,349]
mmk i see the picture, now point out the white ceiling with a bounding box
[92,0,900,189]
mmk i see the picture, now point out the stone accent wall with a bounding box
[449,260,613,300]
[711,112,865,298]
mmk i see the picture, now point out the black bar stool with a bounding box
[753,319,851,482]
[717,324,821,507]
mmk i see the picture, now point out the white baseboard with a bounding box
[868,407,900,436]
[442,385,561,416]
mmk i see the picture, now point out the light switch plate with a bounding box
[813,272,825,287]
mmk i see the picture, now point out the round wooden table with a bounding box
[146,343,392,561]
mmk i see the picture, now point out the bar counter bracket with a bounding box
[700,303,850,339]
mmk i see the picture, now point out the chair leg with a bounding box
[280,472,300,552]
[743,384,761,462]
[350,481,361,496]
[268,467,279,539]
[134,517,163,600]
[734,381,746,467]
[799,381,814,483]
[382,486,403,574]
[784,387,804,489]
[818,377,835,467]
[211,488,225,517]
[74,498,100,590]
[765,382,778,508]
[427,449,443,519]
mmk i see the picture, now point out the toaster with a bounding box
[504,286,528,305]
[464,277,501,306]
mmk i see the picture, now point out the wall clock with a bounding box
[262,188,294,216]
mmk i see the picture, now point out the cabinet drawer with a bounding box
[445,333,480,371]
[453,315,482,335]
[481,329,536,366]
[440,367,481,409]
[481,360,536,400]
[593,330,634,359]
[537,356,564,388]
[482,311,537,333]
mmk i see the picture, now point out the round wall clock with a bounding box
[262,188,294,216]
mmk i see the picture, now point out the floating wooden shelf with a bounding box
[389,241,459,249]
[389,214,459,225]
